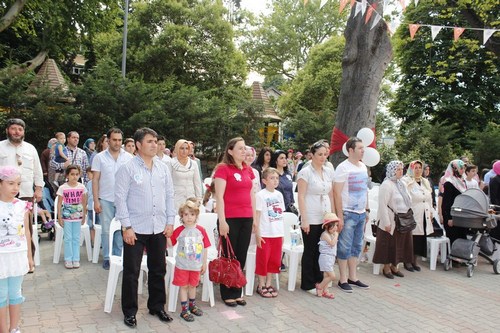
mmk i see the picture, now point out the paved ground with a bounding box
[19,236,500,333]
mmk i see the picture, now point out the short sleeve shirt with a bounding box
[0,199,30,254]
[171,225,211,271]
[57,183,87,222]
[256,189,285,237]
[334,160,368,214]
[213,163,255,218]
[297,165,335,225]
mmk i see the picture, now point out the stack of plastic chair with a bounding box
[166,216,181,312]
[281,212,304,291]
[361,220,381,275]
[52,200,92,264]
[245,237,280,296]
[92,210,102,263]
[103,218,148,313]
[32,202,41,266]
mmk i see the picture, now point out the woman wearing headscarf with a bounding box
[373,161,413,279]
[83,138,95,160]
[439,159,467,245]
[168,139,202,210]
[402,160,433,272]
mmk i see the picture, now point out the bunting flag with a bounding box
[431,25,443,40]
[354,2,362,17]
[361,0,367,16]
[371,13,382,30]
[339,0,349,13]
[365,6,375,24]
[399,0,406,11]
[483,29,495,45]
[303,0,308,5]
[351,0,356,8]
[454,27,465,41]
[409,24,420,40]
[320,0,329,9]
[414,0,419,6]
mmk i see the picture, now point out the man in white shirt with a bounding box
[92,128,132,269]
[0,118,44,201]
[333,137,370,293]
[156,136,172,164]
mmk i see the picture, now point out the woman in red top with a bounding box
[214,137,255,307]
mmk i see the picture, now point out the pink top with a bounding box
[214,163,254,218]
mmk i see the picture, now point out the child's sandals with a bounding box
[190,305,203,316]
[256,286,273,298]
[322,289,335,299]
[266,285,278,297]
[180,310,194,322]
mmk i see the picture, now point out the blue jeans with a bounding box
[64,221,81,262]
[337,211,366,260]
[0,276,24,307]
[99,199,122,261]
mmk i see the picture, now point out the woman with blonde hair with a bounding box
[168,139,202,210]
[403,160,434,272]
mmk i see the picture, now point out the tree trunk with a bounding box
[331,2,392,166]
[0,0,27,33]
[0,50,48,78]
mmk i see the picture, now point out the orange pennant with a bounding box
[350,0,356,8]
[409,24,420,40]
[365,3,377,24]
[340,0,349,13]
[304,0,309,5]
[454,27,465,41]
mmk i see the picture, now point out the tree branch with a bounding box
[0,0,28,33]
[0,50,48,78]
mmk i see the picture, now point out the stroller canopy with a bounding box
[451,188,489,219]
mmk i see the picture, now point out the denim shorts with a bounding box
[337,211,366,260]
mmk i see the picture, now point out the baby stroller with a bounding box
[444,188,499,277]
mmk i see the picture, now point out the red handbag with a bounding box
[208,236,247,288]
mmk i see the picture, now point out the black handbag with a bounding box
[286,203,299,215]
[428,218,444,237]
[388,206,417,233]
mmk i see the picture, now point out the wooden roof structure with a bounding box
[28,58,74,102]
[251,81,281,122]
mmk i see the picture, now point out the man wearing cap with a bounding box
[0,118,44,202]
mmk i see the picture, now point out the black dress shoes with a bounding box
[124,315,137,328]
[149,309,173,322]
[404,263,415,272]
[412,264,421,272]
[382,270,394,279]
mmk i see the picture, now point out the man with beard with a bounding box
[0,118,44,202]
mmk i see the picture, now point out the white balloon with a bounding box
[357,128,375,146]
[342,142,348,157]
[362,147,380,167]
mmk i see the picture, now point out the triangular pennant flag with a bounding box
[483,29,495,45]
[409,24,420,40]
[454,27,465,41]
[354,2,362,17]
[361,0,367,16]
[414,0,419,6]
[431,25,443,40]
[365,6,374,24]
[371,13,382,30]
[399,0,406,11]
[386,21,393,35]
[339,0,349,13]
[320,0,329,9]
[350,0,356,8]
[304,0,309,5]
[383,0,389,9]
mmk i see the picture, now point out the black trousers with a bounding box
[218,217,253,301]
[122,232,166,317]
[300,224,323,291]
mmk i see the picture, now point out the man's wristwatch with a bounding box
[122,226,132,232]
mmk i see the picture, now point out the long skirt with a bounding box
[373,228,413,265]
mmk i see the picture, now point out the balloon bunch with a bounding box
[341,128,380,167]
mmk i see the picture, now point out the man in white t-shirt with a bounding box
[156,136,172,164]
[92,128,133,269]
[333,137,370,293]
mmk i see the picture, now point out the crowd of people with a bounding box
[0,117,499,331]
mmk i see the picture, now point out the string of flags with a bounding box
[303,0,498,44]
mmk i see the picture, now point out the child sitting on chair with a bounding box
[169,200,210,322]
[316,212,339,299]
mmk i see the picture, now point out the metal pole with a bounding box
[121,0,129,78]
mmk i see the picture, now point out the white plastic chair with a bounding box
[360,220,381,275]
[33,202,41,266]
[426,208,451,270]
[103,218,148,313]
[281,212,304,291]
[92,210,102,263]
[52,200,92,264]
[245,239,280,296]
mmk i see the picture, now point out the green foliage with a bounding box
[391,0,500,149]
[240,0,347,78]
[469,123,500,169]
[278,36,344,151]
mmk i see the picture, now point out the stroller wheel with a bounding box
[444,259,452,271]
[494,260,500,274]
[467,265,474,278]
